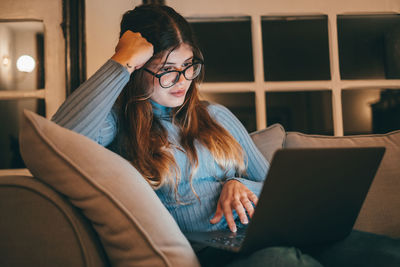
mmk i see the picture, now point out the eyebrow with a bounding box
[164,56,194,65]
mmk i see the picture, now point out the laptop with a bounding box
[184,147,385,254]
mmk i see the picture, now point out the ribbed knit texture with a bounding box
[52,59,270,232]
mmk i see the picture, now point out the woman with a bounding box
[52,4,399,267]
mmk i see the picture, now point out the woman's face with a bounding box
[146,43,194,107]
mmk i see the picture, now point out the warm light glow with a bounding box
[16,55,36,72]
[2,56,10,67]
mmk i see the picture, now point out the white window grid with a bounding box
[175,1,400,136]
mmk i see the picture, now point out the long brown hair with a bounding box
[113,4,246,197]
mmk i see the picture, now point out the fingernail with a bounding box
[243,219,248,224]
[232,226,237,232]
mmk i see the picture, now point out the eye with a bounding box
[182,62,192,68]
[160,66,174,72]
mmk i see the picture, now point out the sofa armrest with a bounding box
[0,175,109,267]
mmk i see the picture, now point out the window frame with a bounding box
[0,0,73,175]
[170,0,400,136]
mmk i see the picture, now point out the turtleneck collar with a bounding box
[150,99,173,120]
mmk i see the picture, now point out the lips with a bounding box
[170,89,186,97]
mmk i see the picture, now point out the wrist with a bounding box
[225,178,240,184]
[111,53,135,73]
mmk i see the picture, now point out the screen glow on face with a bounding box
[148,43,195,108]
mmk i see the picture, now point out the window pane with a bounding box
[338,14,400,79]
[262,15,330,81]
[200,92,256,132]
[266,91,333,135]
[0,21,45,91]
[342,89,400,135]
[0,99,45,169]
[189,17,254,82]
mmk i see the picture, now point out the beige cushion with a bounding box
[19,110,200,267]
[285,130,400,238]
[250,123,286,163]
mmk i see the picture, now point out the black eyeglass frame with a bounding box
[143,60,204,88]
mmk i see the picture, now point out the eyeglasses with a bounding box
[143,61,203,88]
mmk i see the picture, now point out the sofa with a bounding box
[0,110,399,267]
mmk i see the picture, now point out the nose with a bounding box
[176,71,187,85]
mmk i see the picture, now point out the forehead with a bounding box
[153,43,194,65]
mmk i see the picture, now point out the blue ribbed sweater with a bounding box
[52,59,269,232]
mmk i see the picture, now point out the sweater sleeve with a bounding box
[51,59,130,146]
[207,103,270,196]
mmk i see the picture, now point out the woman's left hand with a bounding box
[210,179,258,232]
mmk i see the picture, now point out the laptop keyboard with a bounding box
[206,233,245,247]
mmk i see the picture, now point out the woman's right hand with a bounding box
[111,30,154,74]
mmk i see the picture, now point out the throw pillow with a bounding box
[19,110,200,267]
[250,123,286,163]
